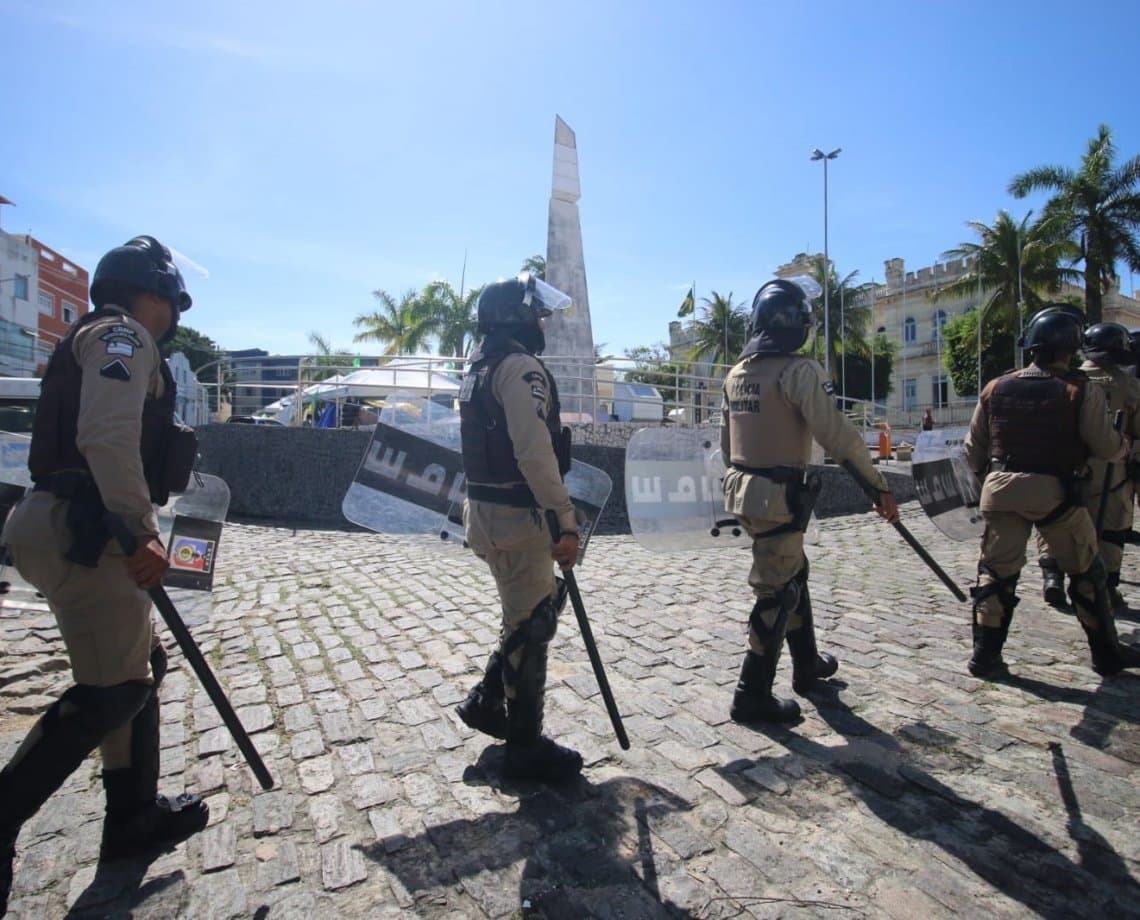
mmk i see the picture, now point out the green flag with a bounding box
[677,286,695,318]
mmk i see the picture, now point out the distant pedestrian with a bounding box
[922,409,934,431]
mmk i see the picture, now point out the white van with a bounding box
[0,378,41,434]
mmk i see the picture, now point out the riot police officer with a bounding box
[0,237,206,914]
[1078,322,1140,611]
[721,278,899,724]
[964,306,1140,678]
[455,273,583,782]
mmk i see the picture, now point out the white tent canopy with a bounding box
[257,360,461,424]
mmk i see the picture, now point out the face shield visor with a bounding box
[519,273,572,320]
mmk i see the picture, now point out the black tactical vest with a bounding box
[983,366,1085,475]
[29,308,179,502]
[459,340,565,485]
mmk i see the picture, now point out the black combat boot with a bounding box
[501,602,582,783]
[100,687,208,860]
[785,581,838,694]
[730,650,801,723]
[1107,571,1127,614]
[100,770,209,859]
[1,825,16,917]
[968,620,1009,678]
[455,650,508,739]
[1070,560,1140,676]
[1040,556,1066,607]
[730,593,800,723]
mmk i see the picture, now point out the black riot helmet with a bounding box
[1082,322,1132,365]
[90,236,192,313]
[476,273,571,333]
[1022,305,1082,357]
[744,279,815,354]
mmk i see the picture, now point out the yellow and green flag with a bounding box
[677,286,695,318]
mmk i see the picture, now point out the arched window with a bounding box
[903,316,916,344]
[932,309,947,341]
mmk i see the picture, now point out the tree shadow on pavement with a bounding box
[715,687,1140,920]
[355,753,696,918]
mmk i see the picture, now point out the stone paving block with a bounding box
[353,773,399,809]
[201,822,237,872]
[187,865,248,918]
[308,792,345,843]
[320,838,368,891]
[291,728,326,761]
[253,789,296,836]
[298,755,336,794]
[254,838,302,890]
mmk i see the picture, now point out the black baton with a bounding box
[1095,410,1125,539]
[105,513,276,790]
[546,511,630,750]
[841,461,968,602]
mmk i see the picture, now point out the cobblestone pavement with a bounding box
[2,503,1139,919]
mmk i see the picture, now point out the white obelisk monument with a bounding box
[543,115,596,418]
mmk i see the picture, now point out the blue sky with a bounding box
[3,0,1138,358]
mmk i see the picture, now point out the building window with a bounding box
[932,309,947,342]
[13,275,29,301]
[904,377,917,411]
[38,291,54,316]
[903,316,916,344]
[932,374,948,408]
[62,301,77,324]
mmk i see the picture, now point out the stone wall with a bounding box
[195,424,915,533]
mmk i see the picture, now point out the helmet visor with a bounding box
[521,274,572,317]
[783,275,822,311]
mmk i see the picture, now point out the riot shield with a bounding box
[912,427,983,542]
[626,427,819,552]
[342,394,612,562]
[156,471,231,625]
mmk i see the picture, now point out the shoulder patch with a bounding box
[99,325,144,348]
[105,340,135,358]
[521,371,546,385]
[822,380,835,396]
[99,359,132,381]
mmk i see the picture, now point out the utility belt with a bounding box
[730,463,823,536]
[466,482,537,508]
[33,470,110,568]
[988,457,1089,526]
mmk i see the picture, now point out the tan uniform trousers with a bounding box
[979,505,1099,628]
[4,492,157,768]
[464,498,557,695]
[737,515,807,654]
[1083,459,1135,576]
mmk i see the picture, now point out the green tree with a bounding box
[934,210,1080,374]
[683,290,748,372]
[421,280,483,357]
[1009,124,1140,324]
[805,256,870,385]
[838,333,895,403]
[520,254,546,280]
[160,325,219,372]
[623,344,689,408]
[352,288,434,355]
[303,331,354,381]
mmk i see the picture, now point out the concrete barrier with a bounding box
[195,424,916,533]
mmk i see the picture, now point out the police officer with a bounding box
[455,273,583,782]
[965,306,1140,678]
[1078,322,1140,611]
[0,236,206,914]
[722,278,899,724]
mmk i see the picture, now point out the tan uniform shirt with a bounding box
[491,352,576,534]
[1081,359,1140,490]
[720,355,886,520]
[964,362,1125,515]
[74,305,165,538]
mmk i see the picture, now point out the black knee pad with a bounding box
[527,595,559,645]
[1069,555,1108,608]
[60,682,153,739]
[150,644,168,689]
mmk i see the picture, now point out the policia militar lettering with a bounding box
[0,236,205,915]
[964,306,1140,679]
[455,273,585,783]
[721,278,899,725]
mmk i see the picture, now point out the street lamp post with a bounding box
[811,147,841,378]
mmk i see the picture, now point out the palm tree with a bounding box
[934,210,1080,341]
[805,256,869,382]
[421,280,483,358]
[1009,124,1140,323]
[685,291,748,373]
[520,255,546,280]
[303,331,354,381]
[352,288,434,355]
